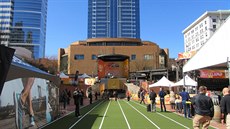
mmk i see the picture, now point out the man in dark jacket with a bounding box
[149,89,157,112]
[220,87,230,128]
[192,86,214,129]
[73,88,82,118]
[158,88,166,112]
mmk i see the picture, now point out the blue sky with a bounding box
[46,0,230,58]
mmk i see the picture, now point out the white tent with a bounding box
[149,76,175,88]
[173,75,197,87]
[79,73,91,78]
[59,72,69,78]
[183,16,230,72]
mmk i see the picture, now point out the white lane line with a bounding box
[69,101,104,129]
[131,100,190,129]
[118,100,131,129]
[99,100,111,129]
[124,100,160,129]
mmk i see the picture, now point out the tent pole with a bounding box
[228,57,230,85]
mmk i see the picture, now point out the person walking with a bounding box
[179,87,191,118]
[158,88,166,112]
[73,88,82,118]
[220,87,230,129]
[149,89,157,112]
[113,91,118,101]
[192,86,214,129]
[140,90,145,104]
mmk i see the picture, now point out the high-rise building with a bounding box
[88,0,140,39]
[0,0,13,46]
[0,0,48,59]
[182,10,230,52]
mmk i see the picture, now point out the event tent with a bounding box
[183,16,230,72]
[149,76,175,88]
[6,56,60,86]
[59,72,69,78]
[79,73,91,78]
[173,75,197,87]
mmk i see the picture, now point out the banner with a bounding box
[0,78,59,129]
[178,51,196,60]
[200,69,226,78]
[0,45,15,95]
[84,78,96,85]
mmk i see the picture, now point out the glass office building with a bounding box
[0,0,47,59]
[88,0,140,39]
[0,0,13,46]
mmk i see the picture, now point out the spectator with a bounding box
[95,91,98,100]
[140,90,145,104]
[220,87,230,128]
[158,88,166,112]
[126,91,131,101]
[192,86,214,129]
[175,95,182,113]
[87,87,93,104]
[149,89,157,112]
[73,88,82,118]
[169,90,176,110]
[179,87,191,118]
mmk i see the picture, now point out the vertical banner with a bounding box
[98,59,105,79]
[0,45,15,95]
[123,59,129,78]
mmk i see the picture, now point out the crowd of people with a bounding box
[136,86,230,129]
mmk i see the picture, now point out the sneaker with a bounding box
[77,115,82,118]
[14,92,24,129]
[30,116,35,126]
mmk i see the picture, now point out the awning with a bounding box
[6,56,60,86]
[183,17,230,72]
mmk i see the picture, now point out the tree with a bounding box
[24,56,58,75]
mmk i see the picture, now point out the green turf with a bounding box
[41,99,217,129]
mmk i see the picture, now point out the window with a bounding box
[131,54,136,60]
[92,54,97,60]
[144,54,153,60]
[213,25,216,29]
[212,19,216,22]
[74,54,84,60]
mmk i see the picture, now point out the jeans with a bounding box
[182,100,191,118]
[151,100,156,111]
[160,98,166,112]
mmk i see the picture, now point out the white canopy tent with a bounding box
[79,73,91,78]
[183,16,230,72]
[59,72,69,78]
[149,76,175,88]
[173,75,197,87]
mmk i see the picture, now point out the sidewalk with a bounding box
[156,104,226,129]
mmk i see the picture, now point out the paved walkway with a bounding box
[59,97,95,116]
